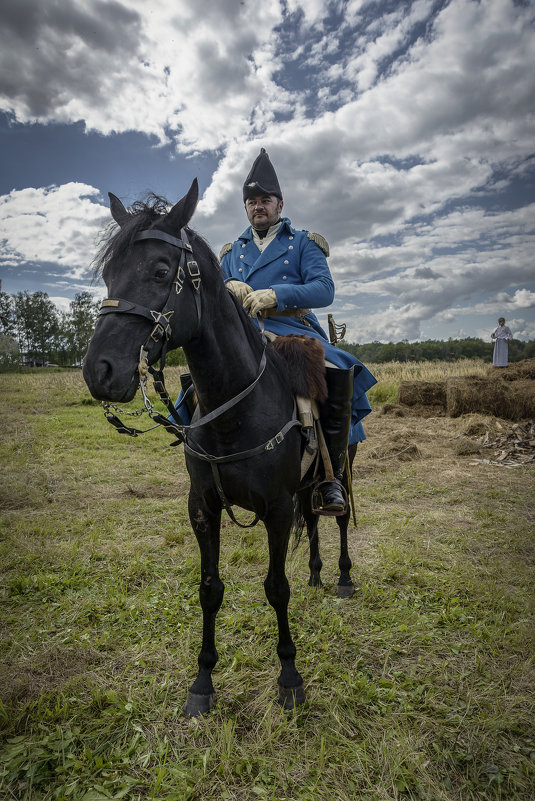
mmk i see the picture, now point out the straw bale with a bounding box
[398,380,446,407]
[446,376,535,420]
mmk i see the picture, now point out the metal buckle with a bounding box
[188,260,201,290]
[174,265,186,294]
[150,310,173,342]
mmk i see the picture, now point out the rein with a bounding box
[99,227,302,527]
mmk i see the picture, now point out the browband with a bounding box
[134,230,193,251]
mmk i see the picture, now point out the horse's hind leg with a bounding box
[337,444,357,598]
[264,498,305,710]
[185,495,224,717]
[298,490,323,587]
[307,516,323,588]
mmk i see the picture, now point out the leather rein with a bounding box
[98,225,301,527]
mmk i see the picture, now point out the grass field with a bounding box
[1,364,534,800]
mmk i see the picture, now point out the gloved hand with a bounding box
[226,280,253,303]
[242,288,278,316]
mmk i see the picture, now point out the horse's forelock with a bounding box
[92,195,171,278]
[92,195,223,281]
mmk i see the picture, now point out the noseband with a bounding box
[98,226,202,362]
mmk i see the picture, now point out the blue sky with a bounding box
[0,0,534,343]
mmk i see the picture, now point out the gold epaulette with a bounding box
[307,231,329,257]
[218,242,233,261]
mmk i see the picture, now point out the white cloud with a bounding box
[0,183,108,276]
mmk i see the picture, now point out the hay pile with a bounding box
[395,359,535,420]
[398,380,446,407]
[492,357,535,381]
[446,377,535,420]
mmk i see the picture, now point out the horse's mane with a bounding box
[92,193,221,280]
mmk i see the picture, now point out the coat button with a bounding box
[282,275,287,280]
[289,236,294,240]
[288,245,293,250]
[284,260,289,265]
[240,254,244,258]
[238,267,243,272]
[242,243,246,248]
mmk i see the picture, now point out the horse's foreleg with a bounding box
[264,499,305,710]
[337,444,357,598]
[185,496,224,717]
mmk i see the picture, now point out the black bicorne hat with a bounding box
[243,148,282,201]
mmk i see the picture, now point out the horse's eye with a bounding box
[154,266,170,280]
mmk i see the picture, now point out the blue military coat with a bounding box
[220,217,377,444]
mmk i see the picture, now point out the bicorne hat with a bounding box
[243,148,282,202]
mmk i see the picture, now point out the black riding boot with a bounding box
[318,367,354,512]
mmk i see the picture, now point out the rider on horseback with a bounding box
[220,149,376,513]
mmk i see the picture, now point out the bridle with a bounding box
[98,226,203,438]
[99,226,202,368]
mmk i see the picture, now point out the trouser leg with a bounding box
[317,366,354,512]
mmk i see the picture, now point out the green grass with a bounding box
[1,369,534,800]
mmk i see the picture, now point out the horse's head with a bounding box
[83,179,202,402]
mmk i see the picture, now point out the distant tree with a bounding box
[64,292,100,365]
[0,291,15,334]
[13,291,59,365]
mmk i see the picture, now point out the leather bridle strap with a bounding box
[134,229,193,252]
[186,348,267,430]
[99,298,156,323]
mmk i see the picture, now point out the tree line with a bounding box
[0,290,100,369]
[339,337,535,364]
[1,290,533,371]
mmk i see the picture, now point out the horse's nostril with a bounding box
[96,358,113,384]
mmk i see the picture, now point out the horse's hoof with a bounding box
[184,691,216,717]
[278,682,305,710]
[337,583,355,599]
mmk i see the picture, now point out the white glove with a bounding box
[242,288,278,317]
[226,280,253,303]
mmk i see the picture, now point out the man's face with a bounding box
[245,194,283,229]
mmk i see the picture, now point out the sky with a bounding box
[0,0,534,344]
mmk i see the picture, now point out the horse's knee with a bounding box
[264,575,290,609]
[199,575,224,614]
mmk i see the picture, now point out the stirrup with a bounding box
[311,479,348,517]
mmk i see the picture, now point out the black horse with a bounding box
[83,179,357,715]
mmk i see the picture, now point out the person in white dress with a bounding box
[491,317,513,367]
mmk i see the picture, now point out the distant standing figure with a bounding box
[491,317,513,367]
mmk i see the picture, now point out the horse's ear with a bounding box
[108,192,130,227]
[164,178,199,231]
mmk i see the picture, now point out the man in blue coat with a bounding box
[220,148,376,513]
